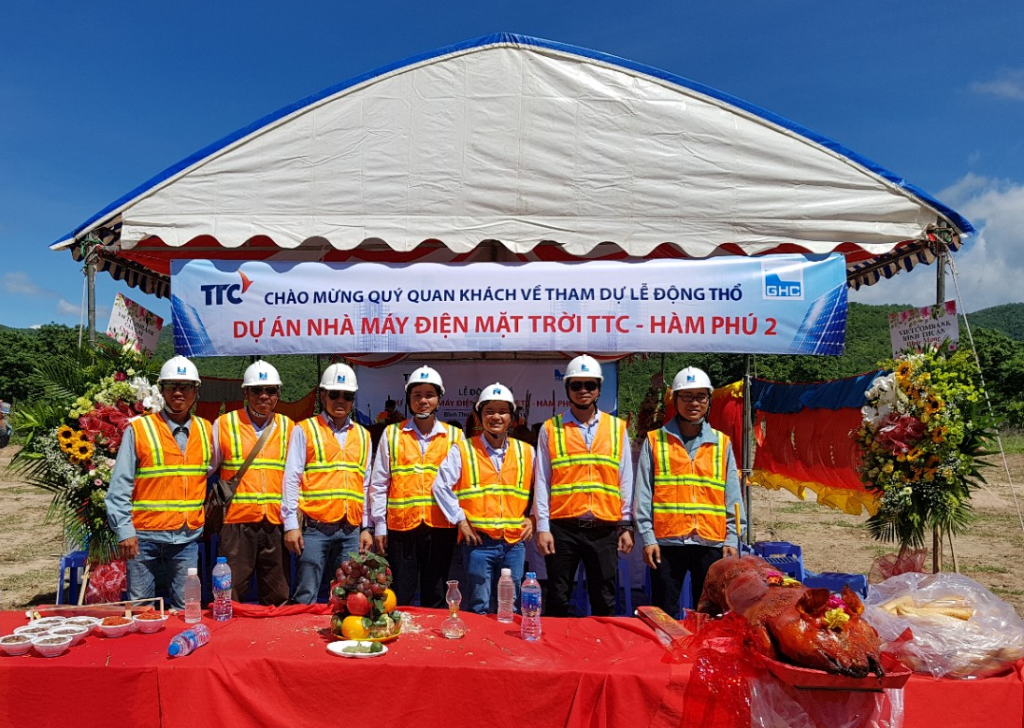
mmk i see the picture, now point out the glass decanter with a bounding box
[441,579,467,639]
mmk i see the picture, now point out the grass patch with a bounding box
[997,431,1024,455]
[991,586,1024,598]
[963,564,1011,574]
[778,502,821,514]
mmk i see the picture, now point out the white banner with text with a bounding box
[171,256,847,357]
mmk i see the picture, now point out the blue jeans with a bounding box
[127,540,199,611]
[292,522,360,604]
[462,536,525,615]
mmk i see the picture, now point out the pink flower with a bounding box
[874,413,926,454]
[114,371,127,382]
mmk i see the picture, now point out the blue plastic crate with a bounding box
[803,571,869,597]
[753,541,805,581]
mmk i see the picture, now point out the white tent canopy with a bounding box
[56,33,971,298]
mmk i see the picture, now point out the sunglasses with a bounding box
[677,393,710,404]
[327,390,356,401]
[568,381,600,393]
[162,383,196,392]
[248,386,280,396]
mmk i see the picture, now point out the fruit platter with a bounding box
[329,552,402,642]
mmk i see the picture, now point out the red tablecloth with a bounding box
[1,609,1021,728]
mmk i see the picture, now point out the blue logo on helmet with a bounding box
[686,374,696,383]
[419,372,429,379]
[337,375,346,383]
[258,372,268,381]
[581,364,590,372]
[492,387,502,395]
[176,366,187,376]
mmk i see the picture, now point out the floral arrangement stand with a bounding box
[855,343,993,569]
[11,343,162,601]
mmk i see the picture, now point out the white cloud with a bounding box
[851,174,1024,313]
[970,69,1024,101]
[1,272,52,297]
[57,298,82,317]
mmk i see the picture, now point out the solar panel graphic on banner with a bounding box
[171,295,215,357]
[790,284,848,355]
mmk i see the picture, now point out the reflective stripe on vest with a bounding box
[650,428,729,542]
[131,414,212,532]
[386,420,463,531]
[546,413,624,522]
[298,417,368,524]
[455,437,532,543]
[219,410,292,525]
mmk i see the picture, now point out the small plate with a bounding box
[327,640,388,659]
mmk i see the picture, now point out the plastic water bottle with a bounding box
[497,568,515,623]
[211,556,233,621]
[184,567,202,623]
[520,572,542,641]
[167,623,211,657]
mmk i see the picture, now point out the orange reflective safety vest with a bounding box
[130,414,212,532]
[217,409,293,525]
[385,420,464,531]
[648,428,731,542]
[545,413,625,522]
[454,436,533,543]
[298,416,369,525]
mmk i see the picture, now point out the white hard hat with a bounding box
[476,382,515,411]
[671,367,713,393]
[564,354,603,381]
[159,355,201,384]
[243,360,282,388]
[406,366,445,396]
[320,363,358,392]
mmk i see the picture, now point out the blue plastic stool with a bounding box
[56,550,88,605]
[753,541,805,582]
[569,564,591,616]
[803,571,869,598]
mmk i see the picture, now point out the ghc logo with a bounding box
[201,272,253,305]
[762,263,804,300]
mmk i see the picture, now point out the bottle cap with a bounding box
[525,572,536,580]
[168,641,182,657]
[187,568,198,576]
[500,568,511,577]
[217,556,227,564]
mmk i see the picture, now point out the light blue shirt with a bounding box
[369,418,452,536]
[280,413,372,531]
[106,410,207,544]
[432,434,536,525]
[532,409,634,532]
[633,418,744,549]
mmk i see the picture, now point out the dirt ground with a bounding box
[3,445,1024,614]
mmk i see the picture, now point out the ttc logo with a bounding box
[201,271,253,305]
[761,262,804,300]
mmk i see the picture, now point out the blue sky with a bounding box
[2,1,1022,330]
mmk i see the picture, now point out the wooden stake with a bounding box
[947,529,959,573]
[76,560,92,606]
[932,525,943,573]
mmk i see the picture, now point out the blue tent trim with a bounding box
[54,31,973,247]
[752,371,885,413]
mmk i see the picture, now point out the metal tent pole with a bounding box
[742,354,754,545]
[933,235,947,573]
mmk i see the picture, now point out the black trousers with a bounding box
[544,519,619,617]
[219,520,290,606]
[649,543,722,618]
[387,524,457,609]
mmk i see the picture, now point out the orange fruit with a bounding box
[341,615,370,640]
[382,588,397,613]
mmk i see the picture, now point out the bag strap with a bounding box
[221,418,278,501]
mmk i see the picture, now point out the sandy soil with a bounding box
[3,445,1023,614]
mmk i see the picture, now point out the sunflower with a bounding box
[74,440,95,461]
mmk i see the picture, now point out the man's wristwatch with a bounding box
[618,523,635,534]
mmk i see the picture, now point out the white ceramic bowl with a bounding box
[64,616,101,632]
[0,634,35,656]
[133,613,169,634]
[29,617,68,629]
[31,633,73,658]
[97,618,134,638]
[13,624,52,639]
[48,624,90,646]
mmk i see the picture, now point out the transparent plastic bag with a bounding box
[864,572,1024,678]
[749,678,904,728]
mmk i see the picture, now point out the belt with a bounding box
[556,517,616,530]
[304,517,353,529]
